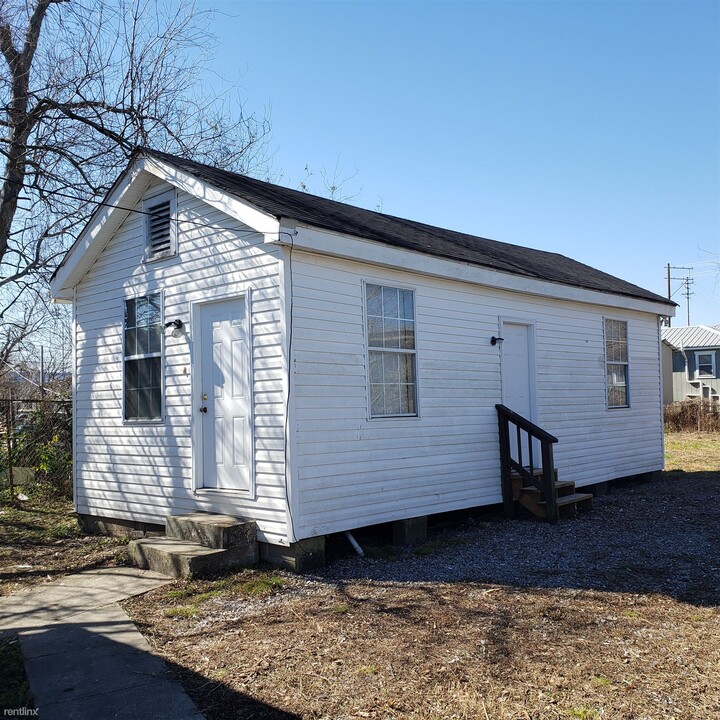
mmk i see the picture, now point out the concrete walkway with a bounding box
[0,567,203,720]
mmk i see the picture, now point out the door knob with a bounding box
[200,406,208,413]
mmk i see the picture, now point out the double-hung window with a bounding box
[365,283,417,417]
[124,294,163,421]
[695,351,715,379]
[605,318,629,408]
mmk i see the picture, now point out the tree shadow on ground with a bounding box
[320,472,720,608]
[13,619,299,720]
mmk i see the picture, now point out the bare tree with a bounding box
[0,0,270,361]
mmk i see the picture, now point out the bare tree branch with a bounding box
[0,0,270,367]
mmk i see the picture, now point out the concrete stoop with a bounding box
[129,513,258,579]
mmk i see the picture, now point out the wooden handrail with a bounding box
[495,404,558,443]
[495,404,559,522]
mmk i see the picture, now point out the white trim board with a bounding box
[271,223,675,318]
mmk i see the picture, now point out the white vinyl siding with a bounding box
[289,251,664,540]
[73,180,288,544]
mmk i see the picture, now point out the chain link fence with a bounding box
[1,398,73,499]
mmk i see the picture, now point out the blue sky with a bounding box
[204,0,719,325]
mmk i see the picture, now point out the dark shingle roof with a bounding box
[146,149,673,307]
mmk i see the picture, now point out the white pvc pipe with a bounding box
[344,530,365,557]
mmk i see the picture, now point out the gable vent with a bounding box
[147,199,172,255]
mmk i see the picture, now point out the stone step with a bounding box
[128,537,258,579]
[166,512,257,550]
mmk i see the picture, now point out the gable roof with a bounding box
[142,150,672,307]
[662,325,720,350]
[52,148,675,309]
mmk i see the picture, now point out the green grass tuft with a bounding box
[238,573,284,597]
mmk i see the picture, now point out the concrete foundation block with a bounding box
[392,516,428,545]
[260,536,326,572]
[78,513,164,538]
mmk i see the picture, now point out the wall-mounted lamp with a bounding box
[165,319,184,338]
[491,336,504,346]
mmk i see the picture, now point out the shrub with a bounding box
[664,400,720,433]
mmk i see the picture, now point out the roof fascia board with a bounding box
[274,222,676,317]
[51,155,280,299]
[140,156,280,237]
[50,160,150,299]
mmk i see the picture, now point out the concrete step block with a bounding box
[165,512,257,550]
[128,537,257,579]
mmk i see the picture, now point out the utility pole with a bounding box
[668,265,694,327]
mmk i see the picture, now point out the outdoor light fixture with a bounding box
[165,319,184,338]
[491,336,504,346]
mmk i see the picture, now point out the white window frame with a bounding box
[604,317,630,409]
[122,291,165,424]
[363,281,419,420]
[143,188,177,262]
[695,351,716,379]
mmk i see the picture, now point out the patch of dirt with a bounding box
[125,469,720,720]
[0,493,128,596]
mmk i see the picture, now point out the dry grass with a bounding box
[0,489,128,596]
[664,431,720,473]
[125,434,720,720]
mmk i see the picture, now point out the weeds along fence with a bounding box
[664,399,720,433]
[0,398,73,499]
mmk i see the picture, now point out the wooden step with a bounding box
[538,492,594,515]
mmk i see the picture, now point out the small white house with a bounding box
[50,150,675,566]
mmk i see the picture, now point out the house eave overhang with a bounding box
[50,154,280,300]
[270,220,677,317]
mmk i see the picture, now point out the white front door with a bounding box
[197,297,252,491]
[501,322,536,464]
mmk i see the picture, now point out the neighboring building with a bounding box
[661,325,720,404]
[50,150,675,565]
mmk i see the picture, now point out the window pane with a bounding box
[366,284,382,317]
[382,286,399,319]
[367,316,383,347]
[148,294,161,324]
[400,384,416,414]
[369,352,383,383]
[135,296,150,326]
[383,353,400,385]
[400,354,415,384]
[125,388,138,419]
[125,329,137,357]
[607,364,628,407]
[126,360,138,390]
[400,320,415,350]
[148,324,162,355]
[384,383,401,416]
[370,384,384,416]
[138,387,161,419]
[383,317,400,348]
[136,326,149,355]
[125,299,137,329]
[399,289,414,320]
